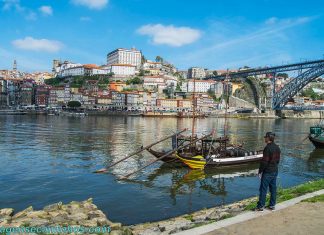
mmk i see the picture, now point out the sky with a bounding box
[0,0,323,72]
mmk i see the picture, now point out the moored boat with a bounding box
[309,125,324,148]
[177,111,206,118]
[146,135,231,164]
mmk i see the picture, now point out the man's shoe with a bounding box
[253,207,264,211]
[267,206,275,211]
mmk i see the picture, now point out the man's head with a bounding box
[264,132,275,143]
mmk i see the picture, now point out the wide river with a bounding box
[0,115,323,225]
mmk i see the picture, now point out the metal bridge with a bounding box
[207,59,324,110]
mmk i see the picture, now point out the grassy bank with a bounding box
[302,194,324,202]
[245,178,324,210]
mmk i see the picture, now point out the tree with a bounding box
[155,56,163,63]
[126,77,143,85]
[212,70,218,76]
[67,101,81,108]
[107,72,114,77]
[132,77,142,84]
[141,55,146,64]
[301,88,320,100]
[45,77,62,86]
[277,73,288,79]
[139,69,145,76]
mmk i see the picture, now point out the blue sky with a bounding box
[0,0,323,71]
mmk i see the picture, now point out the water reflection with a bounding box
[123,163,260,206]
[308,149,324,173]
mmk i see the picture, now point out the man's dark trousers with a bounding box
[257,172,278,208]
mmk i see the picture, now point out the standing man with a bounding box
[255,132,281,211]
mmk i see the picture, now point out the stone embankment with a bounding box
[0,197,257,235]
[130,198,256,235]
[280,110,323,119]
[0,198,132,235]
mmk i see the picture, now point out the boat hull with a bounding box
[176,154,206,169]
[177,153,263,170]
[309,135,324,148]
[206,154,263,167]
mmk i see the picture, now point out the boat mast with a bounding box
[223,69,229,148]
[191,77,196,147]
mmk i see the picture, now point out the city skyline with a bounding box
[0,0,323,71]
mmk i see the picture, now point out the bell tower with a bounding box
[13,60,17,71]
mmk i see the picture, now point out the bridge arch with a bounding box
[272,63,324,110]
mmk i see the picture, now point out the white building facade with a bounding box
[143,76,165,90]
[143,61,162,70]
[58,64,109,77]
[182,80,216,93]
[110,64,136,76]
[188,67,206,79]
[107,48,142,68]
[89,68,109,76]
[210,82,224,98]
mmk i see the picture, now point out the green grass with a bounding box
[245,178,324,210]
[190,222,208,228]
[301,194,324,203]
[183,214,194,222]
[220,213,233,220]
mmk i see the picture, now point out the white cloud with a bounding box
[25,11,37,20]
[185,16,316,60]
[265,16,314,26]
[173,16,317,69]
[2,0,38,20]
[72,0,108,10]
[39,6,53,16]
[137,24,202,47]
[265,17,278,25]
[2,0,23,11]
[12,37,64,53]
[80,16,92,21]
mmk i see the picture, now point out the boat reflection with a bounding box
[122,163,259,204]
[308,149,324,173]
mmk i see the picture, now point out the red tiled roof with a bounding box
[83,64,99,69]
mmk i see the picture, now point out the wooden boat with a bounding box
[146,136,229,164]
[177,111,206,118]
[177,151,263,169]
[309,125,324,148]
[141,111,177,117]
[128,112,143,116]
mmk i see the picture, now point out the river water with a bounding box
[0,115,323,225]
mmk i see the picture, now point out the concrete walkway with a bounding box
[174,189,324,235]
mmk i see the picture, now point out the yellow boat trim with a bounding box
[176,154,206,170]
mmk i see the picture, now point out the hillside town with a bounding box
[0,48,323,114]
